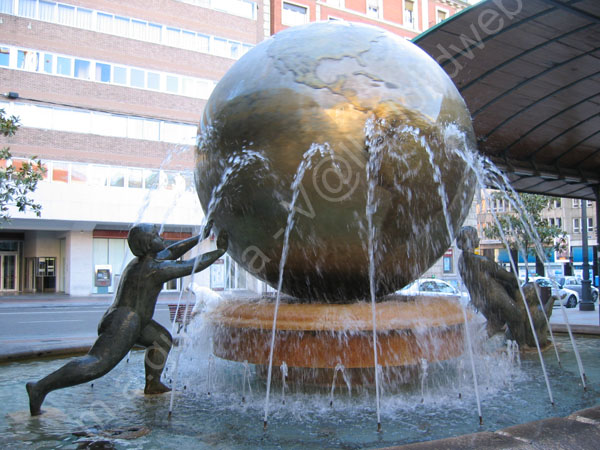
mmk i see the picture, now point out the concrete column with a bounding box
[596,186,600,324]
[421,0,429,30]
[66,231,94,296]
[579,198,594,310]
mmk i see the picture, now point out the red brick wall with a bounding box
[345,0,366,14]
[5,129,195,171]
[383,0,404,25]
[429,1,465,29]
[272,0,316,34]
[272,1,418,39]
[0,69,206,124]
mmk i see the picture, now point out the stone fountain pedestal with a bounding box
[207,295,469,382]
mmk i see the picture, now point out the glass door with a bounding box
[0,253,18,291]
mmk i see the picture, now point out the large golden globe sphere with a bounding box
[196,21,476,302]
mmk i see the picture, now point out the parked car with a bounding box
[557,276,599,302]
[530,277,579,308]
[396,278,469,304]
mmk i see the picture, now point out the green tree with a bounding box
[0,109,45,221]
[484,191,566,280]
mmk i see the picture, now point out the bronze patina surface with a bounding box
[196,22,477,302]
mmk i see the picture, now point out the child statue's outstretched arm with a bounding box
[157,230,228,282]
[157,222,214,261]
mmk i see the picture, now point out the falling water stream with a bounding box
[456,143,588,402]
[477,157,587,389]
[118,123,587,433]
[263,143,334,429]
[418,124,484,423]
[482,163,587,387]
[168,149,272,416]
[365,118,385,431]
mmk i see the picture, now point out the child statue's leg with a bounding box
[137,320,173,394]
[26,307,141,415]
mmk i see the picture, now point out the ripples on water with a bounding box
[2,334,598,449]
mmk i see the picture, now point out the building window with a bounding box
[0,47,9,66]
[56,56,72,76]
[147,72,160,90]
[282,2,308,26]
[436,8,448,24]
[490,198,508,212]
[148,23,162,42]
[57,4,76,27]
[75,7,92,29]
[39,1,56,21]
[588,218,594,233]
[130,68,145,88]
[18,50,40,71]
[0,0,14,14]
[96,62,111,82]
[174,0,257,20]
[573,218,581,233]
[113,66,127,85]
[367,0,381,19]
[52,162,69,183]
[166,75,179,93]
[19,0,37,18]
[6,0,253,60]
[3,100,197,145]
[2,44,215,98]
[443,252,453,273]
[114,16,130,37]
[404,0,416,28]
[70,163,88,184]
[548,217,563,229]
[74,59,91,80]
[43,53,53,73]
[553,198,561,208]
[97,12,113,33]
[109,168,126,187]
[127,169,143,188]
[573,199,580,208]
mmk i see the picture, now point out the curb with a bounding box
[384,405,600,449]
[1,345,92,363]
[551,324,600,335]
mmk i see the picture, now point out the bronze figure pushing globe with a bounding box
[196,21,476,302]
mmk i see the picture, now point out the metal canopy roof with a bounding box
[414,0,600,200]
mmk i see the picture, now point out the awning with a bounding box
[414,0,600,200]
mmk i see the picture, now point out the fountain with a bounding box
[196,22,478,415]
[4,20,599,449]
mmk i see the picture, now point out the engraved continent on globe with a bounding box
[195,21,477,302]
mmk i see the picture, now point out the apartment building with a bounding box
[476,192,598,282]
[0,0,266,295]
[273,0,469,39]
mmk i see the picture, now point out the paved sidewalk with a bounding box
[0,291,185,308]
[549,305,600,334]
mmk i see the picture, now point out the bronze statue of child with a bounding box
[26,222,227,415]
[457,225,554,347]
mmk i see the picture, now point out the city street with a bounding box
[0,297,177,361]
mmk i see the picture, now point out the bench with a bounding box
[168,304,195,332]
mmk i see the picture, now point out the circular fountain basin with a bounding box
[207,295,468,369]
[3,336,599,448]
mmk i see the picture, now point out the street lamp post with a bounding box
[579,198,594,311]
